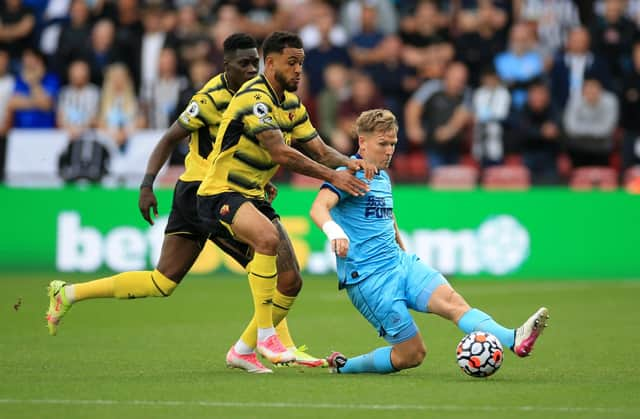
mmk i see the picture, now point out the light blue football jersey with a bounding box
[321,160,402,287]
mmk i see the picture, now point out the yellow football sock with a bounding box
[239,288,297,349]
[273,290,297,348]
[275,318,295,349]
[247,253,277,329]
[272,289,296,326]
[72,270,177,301]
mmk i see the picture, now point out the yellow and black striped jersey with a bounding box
[198,75,317,198]
[176,73,235,182]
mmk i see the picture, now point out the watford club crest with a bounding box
[220,204,230,216]
[288,112,295,121]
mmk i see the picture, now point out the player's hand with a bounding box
[331,170,369,196]
[139,187,159,225]
[331,238,350,257]
[347,159,377,180]
[265,182,278,203]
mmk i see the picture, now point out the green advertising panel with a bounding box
[0,186,638,279]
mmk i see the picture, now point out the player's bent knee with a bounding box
[393,339,427,370]
[394,348,426,370]
[408,342,427,368]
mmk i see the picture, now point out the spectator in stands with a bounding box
[563,77,619,167]
[589,0,637,94]
[494,22,544,110]
[0,0,36,66]
[53,0,93,80]
[347,1,386,70]
[514,0,580,65]
[336,71,385,155]
[299,1,348,50]
[107,0,144,87]
[594,0,640,26]
[303,2,352,96]
[0,49,15,181]
[278,0,316,33]
[84,19,121,87]
[550,26,612,110]
[317,63,350,142]
[161,1,178,33]
[457,0,508,37]
[400,0,453,80]
[57,60,100,141]
[141,47,187,130]
[137,3,178,100]
[621,42,640,170]
[508,81,562,184]
[208,5,241,71]
[405,61,473,169]
[38,0,79,61]
[173,4,212,72]
[471,66,511,167]
[97,63,145,151]
[365,34,415,151]
[236,0,290,44]
[7,48,59,129]
[340,0,398,38]
[454,0,507,87]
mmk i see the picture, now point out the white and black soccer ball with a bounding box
[456,331,503,378]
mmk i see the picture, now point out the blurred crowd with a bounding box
[1,0,640,186]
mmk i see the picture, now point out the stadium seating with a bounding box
[429,164,478,190]
[569,166,618,191]
[481,165,531,190]
[389,152,428,183]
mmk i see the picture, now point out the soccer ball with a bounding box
[456,331,503,378]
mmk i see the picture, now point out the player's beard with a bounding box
[275,69,298,92]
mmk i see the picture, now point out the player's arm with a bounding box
[138,121,191,225]
[296,135,377,180]
[393,215,406,251]
[257,129,369,197]
[310,188,349,257]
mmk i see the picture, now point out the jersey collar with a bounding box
[261,74,282,105]
[221,73,235,94]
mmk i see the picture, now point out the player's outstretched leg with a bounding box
[46,280,72,336]
[326,333,427,374]
[513,307,549,357]
[44,270,178,336]
[427,283,549,356]
[226,346,272,374]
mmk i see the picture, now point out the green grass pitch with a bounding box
[1,274,639,419]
